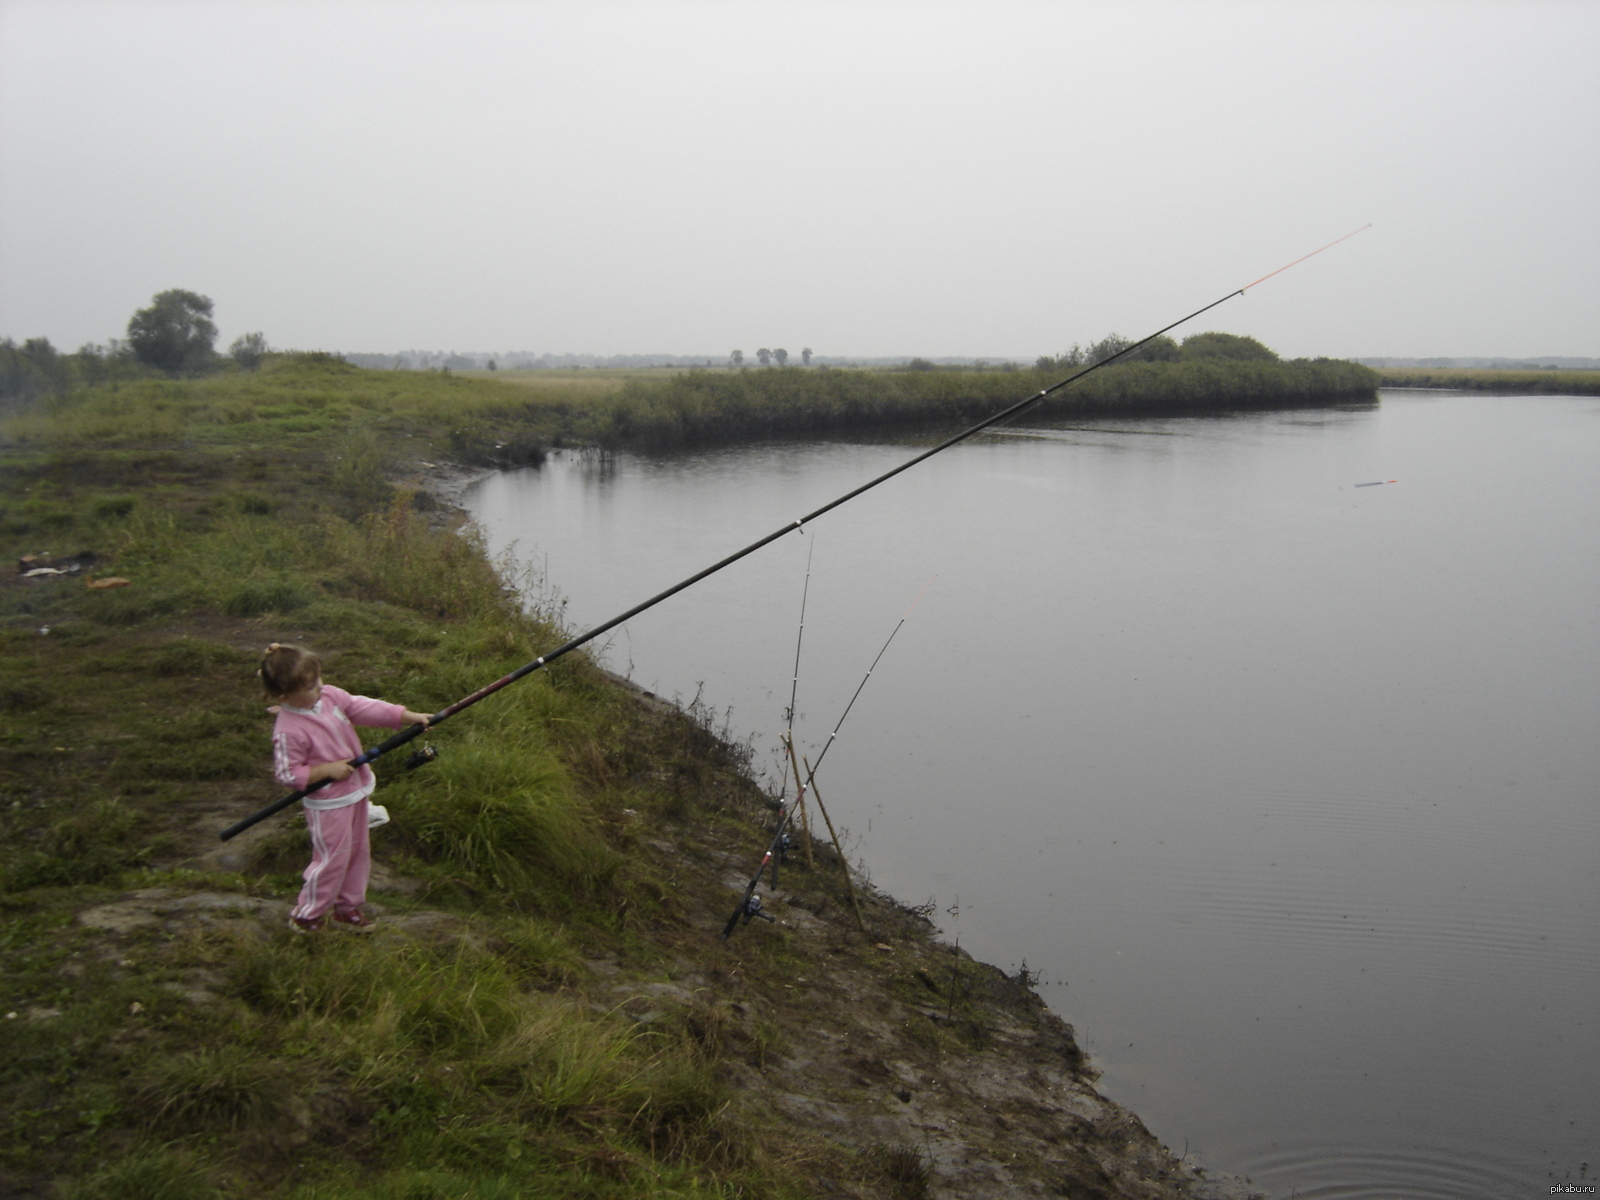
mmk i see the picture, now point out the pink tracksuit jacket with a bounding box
[271,685,407,810]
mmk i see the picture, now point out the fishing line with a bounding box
[1241,224,1371,292]
[220,226,1370,842]
[804,576,933,772]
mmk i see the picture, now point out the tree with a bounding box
[1086,334,1133,365]
[801,347,812,366]
[1179,332,1279,362]
[1128,335,1179,363]
[730,350,744,367]
[1080,333,1179,365]
[756,348,771,366]
[229,331,270,371]
[773,348,788,366]
[1,337,67,403]
[127,289,218,375]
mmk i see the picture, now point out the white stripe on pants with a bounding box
[294,799,370,920]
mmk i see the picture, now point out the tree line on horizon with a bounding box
[1,289,269,406]
[3,286,1297,410]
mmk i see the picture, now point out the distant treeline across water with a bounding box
[1372,366,1600,395]
[0,329,1379,462]
[585,357,1379,449]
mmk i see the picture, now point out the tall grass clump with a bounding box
[331,497,510,621]
[390,726,618,909]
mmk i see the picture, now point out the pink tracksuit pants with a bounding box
[293,799,370,921]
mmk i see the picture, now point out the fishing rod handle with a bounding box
[217,718,435,841]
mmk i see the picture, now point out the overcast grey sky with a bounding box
[2,0,1596,360]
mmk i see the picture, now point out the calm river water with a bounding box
[466,392,1598,1199]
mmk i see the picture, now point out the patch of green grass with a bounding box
[55,1145,215,1200]
[1,800,146,890]
[222,577,316,617]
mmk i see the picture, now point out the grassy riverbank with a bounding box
[1,360,1252,1199]
[1374,366,1600,394]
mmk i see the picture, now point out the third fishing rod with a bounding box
[220,225,1370,842]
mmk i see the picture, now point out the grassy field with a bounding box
[2,357,1208,1199]
[1375,366,1600,394]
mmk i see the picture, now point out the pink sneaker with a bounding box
[288,914,324,934]
[330,908,377,932]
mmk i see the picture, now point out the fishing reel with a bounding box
[775,831,795,863]
[404,744,439,771]
[737,893,776,928]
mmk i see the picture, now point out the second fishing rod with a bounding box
[220,225,1370,843]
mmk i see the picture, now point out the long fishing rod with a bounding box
[220,226,1370,843]
[721,579,931,938]
[771,537,817,879]
[785,537,815,737]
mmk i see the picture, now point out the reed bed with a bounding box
[1374,366,1600,394]
[578,358,1379,449]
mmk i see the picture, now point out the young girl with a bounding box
[260,643,432,933]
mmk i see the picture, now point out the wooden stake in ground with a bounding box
[784,733,815,869]
[802,752,867,934]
